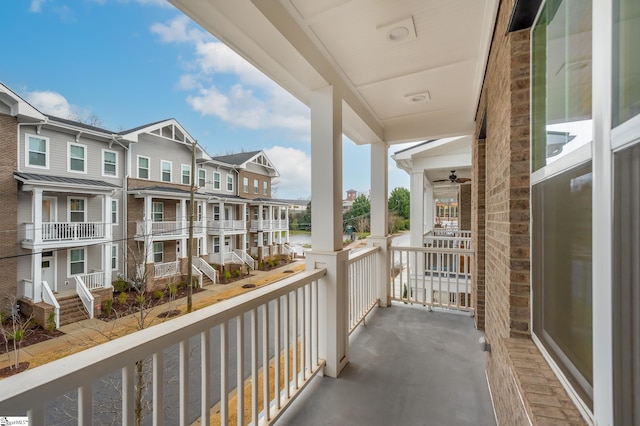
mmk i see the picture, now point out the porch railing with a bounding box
[23,222,106,242]
[191,264,203,288]
[347,246,381,334]
[19,279,34,301]
[207,219,247,232]
[41,281,60,330]
[390,245,474,312]
[233,249,255,270]
[154,260,181,278]
[424,233,472,250]
[77,271,105,290]
[74,276,94,319]
[0,268,327,425]
[195,257,217,285]
[249,219,289,231]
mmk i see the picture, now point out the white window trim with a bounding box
[198,168,206,188]
[68,247,86,277]
[226,174,234,192]
[152,202,164,222]
[243,177,249,193]
[213,172,221,190]
[153,242,164,263]
[161,160,172,183]
[25,133,49,169]
[67,196,87,222]
[111,244,118,270]
[263,181,268,196]
[137,155,150,180]
[68,142,87,174]
[182,164,191,185]
[102,149,118,177]
[111,199,118,225]
[254,179,259,194]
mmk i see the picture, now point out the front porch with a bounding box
[278,304,495,426]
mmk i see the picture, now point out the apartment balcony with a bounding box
[250,219,289,232]
[0,240,491,424]
[135,220,206,241]
[21,222,109,249]
[207,219,247,235]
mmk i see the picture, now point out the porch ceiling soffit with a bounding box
[168,0,498,145]
[14,172,118,195]
[128,186,208,200]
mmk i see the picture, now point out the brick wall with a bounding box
[473,2,586,425]
[458,184,471,231]
[0,114,18,298]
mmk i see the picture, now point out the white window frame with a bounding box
[111,199,118,225]
[213,172,221,190]
[263,181,268,196]
[68,248,86,276]
[161,160,172,183]
[137,155,150,180]
[68,142,87,174]
[152,202,164,222]
[182,164,191,185]
[153,242,163,263]
[25,133,49,169]
[198,169,206,188]
[111,244,118,270]
[243,177,249,193]
[253,178,259,194]
[214,237,220,253]
[68,197,87,222]
[226,174,234,192]
[102,149,118,177]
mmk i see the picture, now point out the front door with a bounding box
[41,251,56,291]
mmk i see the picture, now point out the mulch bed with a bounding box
[0,361,29,378]
[0,322,65,357]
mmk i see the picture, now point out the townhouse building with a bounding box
[0,83,289,327]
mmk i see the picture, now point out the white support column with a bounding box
[103,243,112,289]
[369,141,391,307]
[180,199,187,257]
[144,196,153,264]
[424,180,434,234]
[33,188,43,244]
[32,250,42,303]
[306,85,348,377]
[285,206,290,244]
[242,204,248,250]
[267,206,273,246]
[410,171,425,247]
[201,201,208,255]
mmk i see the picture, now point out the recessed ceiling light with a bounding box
[404,91,431,103]
[411,95,426,102]
[388,26,409,41]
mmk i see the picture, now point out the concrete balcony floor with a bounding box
[277,303,496,426]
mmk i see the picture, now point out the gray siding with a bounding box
[131,134,192,183]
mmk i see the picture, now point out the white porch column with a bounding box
[32,188,43,244]
[201,201,208,255]
[241,204,248,250]
[104,193,113,240]
[180,199,187,258]
[267,206,274,246]
[306,85,348,378]
[285,206,290,244]
[368,142,391,307]
[424,181,434,234]
[410,171,426,247]
[144,195,153,264]
[32,250,42,303]
[103,243,112,289]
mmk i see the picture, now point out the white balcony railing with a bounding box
[136,221,206,238]
[249,219,289,232]
[195,257,217,285]
[23,222,106,243]
[154,260,181,278]
[0,269,327,425]
[207,219,247,232]
[391,245,474,312]
[424,233,472,250]
[77,271,105,290]
[347,246,381,334]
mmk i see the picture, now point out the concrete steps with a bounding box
[56,294,89,326]
[201,275,215,287]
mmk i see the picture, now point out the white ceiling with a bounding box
[169,0,499,146]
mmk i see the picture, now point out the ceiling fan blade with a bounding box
[432,179,448,183]
[456,178,471,183]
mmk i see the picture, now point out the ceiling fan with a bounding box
[433,170,471,184]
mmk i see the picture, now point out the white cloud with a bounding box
[29,0,45,13]
[264,146,311,199]
[152,15,310,141]
[26,90,75,118]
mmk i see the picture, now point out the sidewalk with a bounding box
[1,259,307,372]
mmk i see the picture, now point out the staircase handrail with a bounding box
[195,257,217,285]
[41,281,60,329]
[74,276,94,319]
[191,264,203,288]
[232,249,255,270]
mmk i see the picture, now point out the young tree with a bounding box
[343,194,370,232]
[388,187,410,219]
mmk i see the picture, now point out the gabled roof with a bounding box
[210,150,279,177]
[0,82,46,121]
[46,115,116,135]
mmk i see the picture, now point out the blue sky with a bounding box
[0,0,411,199]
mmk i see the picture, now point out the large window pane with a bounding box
[613,0,640,126]
[70,249,85,275]
[533,161,593,405]
[532,0,592,171]
[28,136,47,167]
[70,144,85,172]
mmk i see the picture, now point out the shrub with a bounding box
[169,284,178,296]
[117,292,128,305]
[153,290,164,300]
[234,269,242,278]
[104,299,113,316]
[135,294,145,305]
[223,270,232,281]
[112,275,128,293]
[46,310,56,332]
